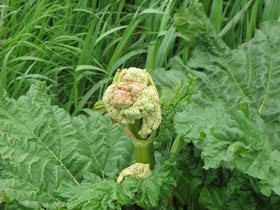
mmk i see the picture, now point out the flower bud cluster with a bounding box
[117,163,152,184]
[103,67,161,139]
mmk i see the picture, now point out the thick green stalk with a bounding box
[128,119,156,169]
[131,136,155,170]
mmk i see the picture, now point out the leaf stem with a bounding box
[131,136,155,170]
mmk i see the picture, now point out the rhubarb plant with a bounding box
[103,67,162,169]
[1,4,280,210]
[0,82,181,209]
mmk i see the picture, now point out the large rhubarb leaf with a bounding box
[0,82,181,209]
[173,5,280,197]
[175,102,280,195]
[0,82,134,209]
[57,155,182,209]
[72,113,134,179]
[200,171,280,210]
[173,5,280,149]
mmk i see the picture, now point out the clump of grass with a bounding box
[0,0,190,114]
[203,0,280,48]
[0,0,279,114]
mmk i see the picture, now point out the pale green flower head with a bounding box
[103,67,162,139]
[117,163,152,184]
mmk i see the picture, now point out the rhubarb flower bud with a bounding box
[103,67,161,139]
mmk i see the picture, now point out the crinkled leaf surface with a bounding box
[57,179,119,210]
[149,68,188,94]
[174,3,208,45]
[57,155,182,209]
[0,83,134,209]
[0,82,181,209]
[72,113,134,179]
[200,172,280,210]
[175,102,280,196]
[174,6,280,149]
[173,5,280,197]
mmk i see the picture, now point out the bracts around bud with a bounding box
[102,67,162,171]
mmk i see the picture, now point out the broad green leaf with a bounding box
[150,68,188,93]
[173,5,280,196]
[0,82,134,209]
[174,102,227,149]
[200,172,279,210]
[57,180,119,210]
[116,178,138,206]
[0,199,33,210]
[174,3,208,45]
[0,82,181,209]
[135,156,181,209]
[175,101,280,196]
[72,114,134,179]
[199,186,226,210]
[57,155,182,209]
[174,6,280,150]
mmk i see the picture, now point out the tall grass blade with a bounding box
[219,0,253,38]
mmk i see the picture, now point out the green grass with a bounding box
[0,0,279,114]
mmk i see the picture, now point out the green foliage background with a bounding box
[1,0,279,114]
[1,0,280,209]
